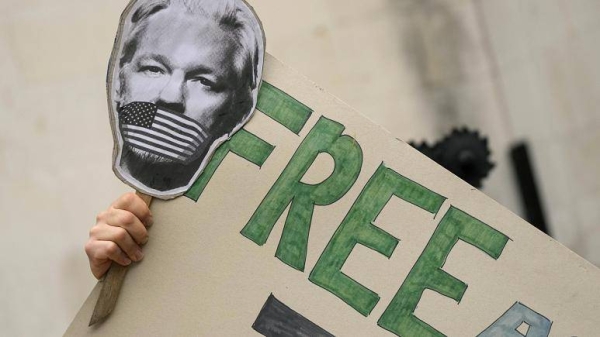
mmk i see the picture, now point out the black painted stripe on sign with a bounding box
[252,294,335,337]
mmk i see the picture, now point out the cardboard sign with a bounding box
[66,54,600,336]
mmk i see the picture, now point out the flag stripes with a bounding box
[122,125,195,150]
[118,102,207,163]
[155,112,208,138]
[152,124,200,146]
[153,117,203,144]
[124,130,194,155]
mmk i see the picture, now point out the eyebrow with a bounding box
[187,65,219,79]
[137,54,172,70]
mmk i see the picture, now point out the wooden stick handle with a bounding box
[89,191,153,326]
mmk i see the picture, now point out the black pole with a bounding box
[510,142,549,235]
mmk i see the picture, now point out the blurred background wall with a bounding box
[1,0,599,336]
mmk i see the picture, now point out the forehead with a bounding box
[132,7,238,73]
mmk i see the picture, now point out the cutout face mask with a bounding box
[107,0,265,199]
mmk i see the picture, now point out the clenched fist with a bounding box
[85,192,153,279]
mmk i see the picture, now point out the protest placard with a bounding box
[66,53,600,336]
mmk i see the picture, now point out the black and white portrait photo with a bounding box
[108,0,265,198]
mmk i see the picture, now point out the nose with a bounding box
[157,70,185,114]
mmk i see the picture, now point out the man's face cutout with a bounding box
[108,0,265,199]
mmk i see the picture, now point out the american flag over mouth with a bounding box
[118,101,208,163]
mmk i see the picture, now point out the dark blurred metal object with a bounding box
[410,127,494,188]
[510,142,549,235]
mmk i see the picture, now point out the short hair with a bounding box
[119,0,263,89]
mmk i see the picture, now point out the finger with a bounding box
[104,241,131,266]
[111,192,153,226]
[99,208,149,245]
[85,240,131,279]
[92,224,144,262]
[90,259,111,280]
[87,240,131,266]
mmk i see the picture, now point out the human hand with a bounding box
[85,192,153,279]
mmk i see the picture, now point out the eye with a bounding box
[192,76,217,89]
[140,65,165,77]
